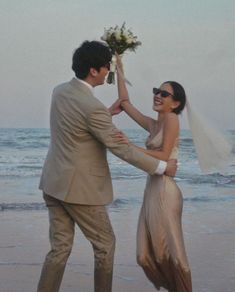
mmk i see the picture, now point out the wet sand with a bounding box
[0,199,235,292]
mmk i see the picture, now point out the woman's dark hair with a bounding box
[163,81,186,115]
[72,41,112,79]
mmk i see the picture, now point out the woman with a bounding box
[113,55,192,292]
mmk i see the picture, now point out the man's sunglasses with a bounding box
[153,87,174,98]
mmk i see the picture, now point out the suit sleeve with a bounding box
[87,107,160,175]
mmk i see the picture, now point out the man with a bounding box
[37,40,176,292]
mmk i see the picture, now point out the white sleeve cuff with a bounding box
[154,160,167,175]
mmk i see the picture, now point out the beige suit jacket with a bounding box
[39,78,160,205]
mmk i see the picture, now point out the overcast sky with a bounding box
[0,0,234,129]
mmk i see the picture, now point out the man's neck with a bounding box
[83,76,96,87]
[76,77,94,93]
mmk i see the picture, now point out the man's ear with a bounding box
[90,68,98,77]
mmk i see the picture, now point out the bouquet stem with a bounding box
[107,71,115,84]
[106,55,117,84]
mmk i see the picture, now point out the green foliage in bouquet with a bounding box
[101,22,141,55]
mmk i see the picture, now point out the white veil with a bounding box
[186,100,235,174]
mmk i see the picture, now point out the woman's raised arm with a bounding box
[116,54,152,132]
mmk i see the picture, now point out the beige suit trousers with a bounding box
[37,194,115,292]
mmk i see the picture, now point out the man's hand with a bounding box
[108,99,123,116]
[111,130,130,145]
[165,159,177,177]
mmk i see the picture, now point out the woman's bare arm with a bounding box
[116,54,152,132]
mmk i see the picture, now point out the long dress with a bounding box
[137,121,192,292]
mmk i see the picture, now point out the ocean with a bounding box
[1,128,235,291]
[0,128,234,212]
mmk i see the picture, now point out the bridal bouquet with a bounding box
[101,22,141,84]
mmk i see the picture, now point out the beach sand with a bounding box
[1,198,235,292]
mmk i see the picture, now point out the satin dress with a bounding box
[137,122,192,292]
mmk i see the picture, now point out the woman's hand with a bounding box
[112,130,130,145]
[115,52,123,71]
[108,99,123,116]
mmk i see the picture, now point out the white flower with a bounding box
[114,29,122,41]
[109,28,115,35]
[101,30,109,41]
[122,30,130,39]
[126,37,135,44]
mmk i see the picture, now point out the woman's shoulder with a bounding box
[165,112,179,125]
[163,113,179,136]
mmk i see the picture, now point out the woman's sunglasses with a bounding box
[153,87,174,98]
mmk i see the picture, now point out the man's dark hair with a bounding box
[72,41,112,79]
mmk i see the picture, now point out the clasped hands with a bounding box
[108,97,129,116]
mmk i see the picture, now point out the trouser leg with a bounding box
[37,194,75,292]
[63,203,116,292]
